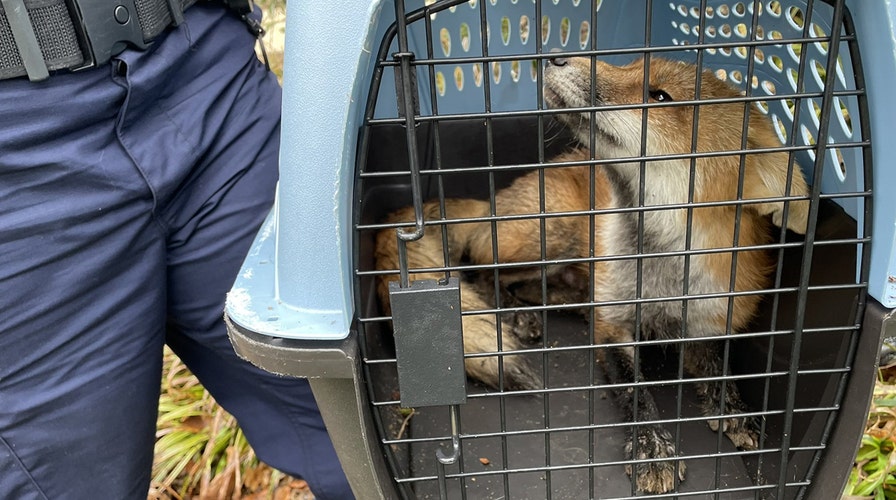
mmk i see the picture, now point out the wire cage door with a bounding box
[353,0,872,498]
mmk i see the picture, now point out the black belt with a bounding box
[0,0,252,81]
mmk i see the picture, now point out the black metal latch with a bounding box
[389,277,467,408]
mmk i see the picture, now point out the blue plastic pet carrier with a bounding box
[226,1,896,498]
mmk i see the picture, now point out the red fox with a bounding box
[374,56,809,493]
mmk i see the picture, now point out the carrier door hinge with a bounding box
[393,51,420,119]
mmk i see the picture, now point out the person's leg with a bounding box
[1,6,351,499]
[115,6,354,498]
[0,63,167,499]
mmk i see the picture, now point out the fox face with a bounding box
[544,56,810,233]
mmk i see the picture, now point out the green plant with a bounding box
[844,366,896,500]
[151,346,311,499]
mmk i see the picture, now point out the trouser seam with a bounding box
[1,433,50,500]
[112,61,170,238]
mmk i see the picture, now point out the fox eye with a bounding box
[649,89,673,102]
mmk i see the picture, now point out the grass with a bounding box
[843,361,896,500]
[149,348,314,500]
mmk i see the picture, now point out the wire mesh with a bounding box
[353,0,871,498]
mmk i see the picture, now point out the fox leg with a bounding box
[683,341,760,450]
[595,321,686,494]
[375,200,542,389]
[459,280,542,390]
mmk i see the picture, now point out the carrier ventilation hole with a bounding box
[501,16,511,45]
[801,124,817,160]
[811,23,829,54]
[572,0,580,5]
[756,100,769,114]
[492,61,502,84]
[454,66,464,91]
[787,67,798,91]
[530,59,538,81]
[833,149,847,181]
[579,21,590,49]
[489,0,496,5]
[706,25,717,37]
[786,5,804,30]
[472,63,483,87]
[542,15,550,44]
[811,99,822,127]
[735,23,747,38]
[730,69,743,84]
[836,97,853,137]
[735,46,748,59]
[733,2,746,16]
[459,23,471,52]
[787,43,801,64]
[720,24,731,37]
[469,0,477,7]
[595,0,602,11]
[552,0,559,4]
[751,75,759,88]
[690,6,700,18]
[754,48,765,63]
[717,4,730,17]
[715,68,727,81]
[755,25,765,39]
[425,0,437,20]
[520,15,530,44]
[772,114,788,142]
[783,98,795,119]
[769,30,783,41]
[809,55,847,92]
[720,46,732,56]
[560,17,571,46]
[707,47,717,55]
[435,71,446,96]
[767,1,782,17]
[677,4,688,16]
[439,28,451,56]
[761,79,776,95]
[811,60,826,88]
[680,22,691,35]
[510,60,521,82]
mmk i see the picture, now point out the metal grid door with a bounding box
[353,0,871,498]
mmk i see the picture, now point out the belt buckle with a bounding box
[65,0,148,70]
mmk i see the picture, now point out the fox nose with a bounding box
[549,56,569,67]
[547,48,568,67]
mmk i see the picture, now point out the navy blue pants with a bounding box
[0,6,353,499]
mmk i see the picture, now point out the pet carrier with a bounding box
[225,0,896,498]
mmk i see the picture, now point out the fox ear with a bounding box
[743,151,810,234]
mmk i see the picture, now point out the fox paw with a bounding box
[624,427,687,494]
[708,415,760,450]
[508,310,543,342]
